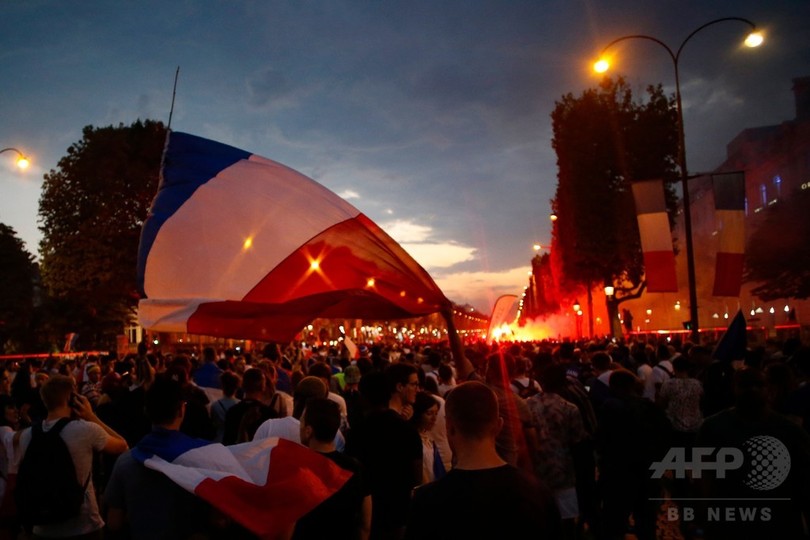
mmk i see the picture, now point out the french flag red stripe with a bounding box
[713,252,745,297]
[643,251,678,293]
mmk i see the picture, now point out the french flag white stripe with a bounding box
[144,155,360,300]
[141,438,282,492]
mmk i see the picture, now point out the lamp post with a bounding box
[594,18,763,344]
[0,148,30,170]
[604,284,619,339]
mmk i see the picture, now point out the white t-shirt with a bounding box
[429,394,452,471]
[650,360,673,391]
[509,376,542,396]
[278,392,294,418]
[637,364,655,401]
[327,391,349,430]
[252,416,346,452]
[18,418,109,536]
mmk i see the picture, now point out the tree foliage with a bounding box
[38,120,166,348]
[550,76,679,295]
[745,187,810,300]
[0,224,38,353]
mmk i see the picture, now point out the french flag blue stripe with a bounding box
[712,172,745,210]
[131,428,212,463]
[137,131,251,295]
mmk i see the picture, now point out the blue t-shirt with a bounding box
[193,362,223,389]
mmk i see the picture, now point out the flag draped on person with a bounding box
[712,172,746,297]
[631,179,678,292]
[137,131,449,341]
[131,429,352,539]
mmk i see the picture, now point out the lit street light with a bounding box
[0,147,30,170]
[594,18,762,344]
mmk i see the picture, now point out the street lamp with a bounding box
[0,147,30,170]
[594,18,763,345]
[573,299,583,339]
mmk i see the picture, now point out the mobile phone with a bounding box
[70,392,81,408]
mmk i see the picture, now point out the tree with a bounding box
[744,187,810,300]
[0,224,38,353]
[550,77,679,336]
[38,120,166,349]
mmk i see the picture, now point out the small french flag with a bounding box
[131,429,352,539]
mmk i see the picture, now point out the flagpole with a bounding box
[441,305,472,380]
[167,66,180,130]
[594,18,762,345]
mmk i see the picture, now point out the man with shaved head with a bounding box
[405,381,560,539]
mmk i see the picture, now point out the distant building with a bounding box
[658,76,810,343]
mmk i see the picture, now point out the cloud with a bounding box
[378,218,477,269]
[402,242,477,269]
[246,67,297,109]
[381,219,432,242]
[338,189,360,200]
[433,265,532,312]
[680,77,745,113]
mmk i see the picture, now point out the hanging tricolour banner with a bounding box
[486,294,517,344]
[137,132,449,341]
[631,180,678,292]
[712,172,746,297]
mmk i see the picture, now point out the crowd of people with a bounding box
[0,333,808,539]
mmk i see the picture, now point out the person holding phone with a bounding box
[15,376,128,538]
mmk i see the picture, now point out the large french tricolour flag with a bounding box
[131,429,352,539]
[137,132,449,341]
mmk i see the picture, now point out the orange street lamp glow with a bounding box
[310,259,320,271]
[744,31,764,47]
[1,147,31,170]
[243,237,253,250]
[594,59,609,73]
[366,278,375,288]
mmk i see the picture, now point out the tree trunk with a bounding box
[606,297,620,339]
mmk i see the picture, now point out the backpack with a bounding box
[512,378,539,399]
[236,400,276,444]
[16,418,89,526]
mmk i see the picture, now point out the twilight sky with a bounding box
[2,1,808,313]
